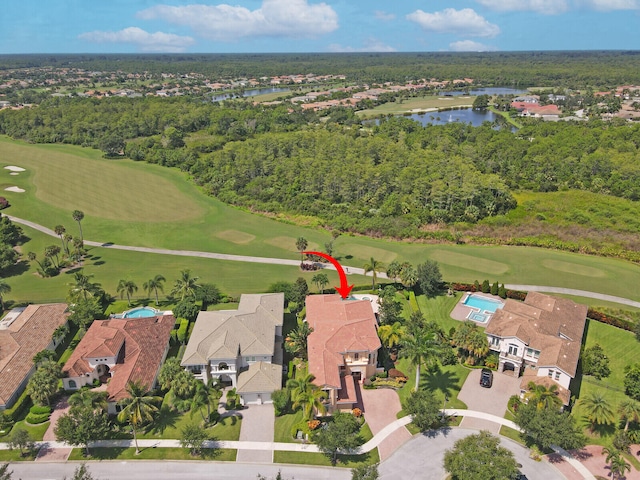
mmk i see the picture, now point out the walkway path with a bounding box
[9,215,640,308]
[35,396,71,462]
[1,409,597,479]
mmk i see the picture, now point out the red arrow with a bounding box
[303,251,353,299]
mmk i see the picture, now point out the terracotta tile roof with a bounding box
[181,293,284,366]
[306,295,380,389]
[63,315,174,403]
[0,304,68,408]
[486,292,587,377]
[236,361,282,394]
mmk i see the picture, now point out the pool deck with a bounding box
[450,292,505,325]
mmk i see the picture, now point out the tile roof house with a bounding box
[62,315,174,414]
[0,304,69,410]
[484,292,587,406]
[181,293,284,405]
[306,295,381,412]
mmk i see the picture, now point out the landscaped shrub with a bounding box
[25,412,50,424]
[307,419,321,430]
[481,280,490,293]
[587,308,634,332]
[3,390,32,422]
[176,318,189,344]
[440,347,458,366]
[0,197,9,209]
[485,353,499,369]
[387,369,405,379]
[508,395,522,414]
[505,289,527,301]
[352,408,362,417]
[29,405,51,415]
[271,388,290,416]
[490,281,499,295]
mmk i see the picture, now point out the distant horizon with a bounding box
[2,1,639,54]
[2,49,640,57]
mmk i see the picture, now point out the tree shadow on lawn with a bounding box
[583,419,616,439]
[2,259,29,278]
[422,366,460,400]
[145,405,180,436]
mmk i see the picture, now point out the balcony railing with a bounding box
[210,364,236,373]
[499,351,522,362]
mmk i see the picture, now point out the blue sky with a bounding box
[3,0,640,54]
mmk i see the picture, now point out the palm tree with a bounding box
[451,321,489,365]
[68,271,101,301]
[580,392,615,429]
[363,257,384,289]
[44,245,61,270]
[284,321,313,360]
[72,210,84,242]
[71,237,85,263]
[117,280,138,306]
[27,251,45,272]
[399,263,418,290]
[378,321,405,350]
[610,454,632,480]
[117,381,161,455]
[0,280,11,311]
[401,325,443,391]
[54,225,68,255]
[171,269,200,301]
[311,273,329,294]
[525,382,563,410]
[69,390,108,412]
[190,380,221,424]
[143,274,166,306]
[295,237,308,262]
[618,399,640,431]
[386,261,402,284]
[286,373,327,420]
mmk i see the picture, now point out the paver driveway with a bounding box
[458,368,521,416]
[360,388,411,461]
[236,403,275,463]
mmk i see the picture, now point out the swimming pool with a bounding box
[123,307,159,318]
[468,311,491,323]
[463,294,504,313]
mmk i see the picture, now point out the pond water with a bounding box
[212,87,291,102]
[408,108,500,127]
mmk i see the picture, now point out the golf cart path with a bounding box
[8,215,640,309]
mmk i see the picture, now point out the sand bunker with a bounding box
[9,172,19,176]
[4,186,25,193]
[4,166,25,172]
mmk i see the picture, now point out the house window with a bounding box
[354,353,359,361]
[490,336,500,347]
[68,380,77,389]
[508,344,518,356]
[548,369,554,378]
[555,371,561,381]
[525,348,540,359]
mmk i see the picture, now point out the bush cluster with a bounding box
[587,308,634,332]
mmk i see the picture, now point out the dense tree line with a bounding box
[1,90,640,238]
[3,51,640,87]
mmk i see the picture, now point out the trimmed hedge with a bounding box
[176,318,189,344]
[25,412,50,424]
[587,308,635,332]
[3,389,33,422]
[29,405,51,415]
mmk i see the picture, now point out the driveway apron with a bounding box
[360,388,411,461]
[236,403,275,463]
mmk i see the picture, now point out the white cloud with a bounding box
[137,0,338,41]
[327,38,397,52]
[449,40,498,52]
[374,10,396,21]
[407,8,500,37]
[476,0,569,14]
[578,0,639,10]
[78,27,195,52]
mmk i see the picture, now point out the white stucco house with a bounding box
[181,293,284,405]
[484,292,588,406]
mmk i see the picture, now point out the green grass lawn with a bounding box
[68,447,237,461]
[499,425,525,445]
[137,408,242,441]
[415,293,463,332]
[2,135,640,304]
[273,448,379,468]
[570,319,639,446]
[0,421,50,443]
[274,410,304,443]
[0,450,37,461]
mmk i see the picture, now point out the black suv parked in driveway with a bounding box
[480,368,493,388]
